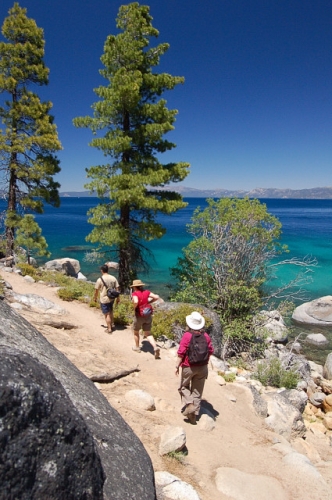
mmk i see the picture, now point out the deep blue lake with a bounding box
[1,197,332,363]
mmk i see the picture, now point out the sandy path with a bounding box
[2,270,332,500]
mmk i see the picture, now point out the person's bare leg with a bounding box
[145,333,156,349]
[134,330,140,348]
[145,332,160,359]
[105,312,112,333]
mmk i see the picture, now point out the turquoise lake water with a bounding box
[1,197,332,363]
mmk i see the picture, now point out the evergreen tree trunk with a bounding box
[118,204,131,291]
[6,159,17,258]
[5,90,18,258]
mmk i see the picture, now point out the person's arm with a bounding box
[175,333,191,375]
[93,280,100,302]
[175,356,183,376]
[206,333,214,357]
[114,280,120,303]
[148,292,159,303]
[132,294,139,311]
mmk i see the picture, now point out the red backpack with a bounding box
[135,290,153,317]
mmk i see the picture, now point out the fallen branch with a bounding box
[40,319,78,330]
[90,365,140,383]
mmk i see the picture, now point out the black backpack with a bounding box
[100,277,120,300]
[187,332,209,365]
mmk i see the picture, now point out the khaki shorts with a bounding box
[133,314,152,332]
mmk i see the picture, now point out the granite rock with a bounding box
[0,299,156,499]
[0,347,104,500]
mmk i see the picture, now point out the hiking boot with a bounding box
[132,347,141,353]
[154,348,160,359]
[183,403,195,416]
[187,412,197,425]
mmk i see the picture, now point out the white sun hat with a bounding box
[186,311,205,330]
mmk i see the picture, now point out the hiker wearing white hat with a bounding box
[130,279,161,359]
[175,311,214,424]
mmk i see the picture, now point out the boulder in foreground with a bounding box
[0,299,156,499]
[0,347,104,499]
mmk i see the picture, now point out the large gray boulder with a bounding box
[323,353,332,380]
[249,385,268,418]
[7,291,67,315]
[278,389,308,414]
[155,472,201,500]
[0,299,156,499]
[44,258,81,277]
[278,351,312,382]
[292,296,332,326]
[264,393,306,440]
[0,347,104,499]
[155,302,222,357]
[255,310,289,344]
[305,333,329,346]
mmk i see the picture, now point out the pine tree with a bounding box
[73,2,189,290]
[15,214,50,265]
[0,3,62,257]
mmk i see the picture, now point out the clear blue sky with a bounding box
[1,0,331,191]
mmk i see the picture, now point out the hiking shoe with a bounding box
[183,403,195,416]
[154,348,160,359]
[132,347,141,353]
[187,412,197,425]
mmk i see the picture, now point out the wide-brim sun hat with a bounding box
[186,311,205,330]
[130,279,146,287]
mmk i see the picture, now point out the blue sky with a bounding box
[0,0,331,191]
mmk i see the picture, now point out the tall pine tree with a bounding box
[15,214,50,265]
[74,2,189,290]
[0,3,61,257]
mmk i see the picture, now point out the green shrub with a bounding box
[57,279,95,302]
[220,282,263,323]
[277,300,295,319]
[0,238,6,258]
[253,357,300,389]
[44,272,74,287]
[222,318,265,360]
[57,287,81,301]
[233,357,248,370]
[166,450,187,463]
[90,295,134,325]
[89,299,99,309]
[223,372,236,383]
[152,304,212,340]
[17,263,41,279]
[113,295,134,325]
[0,279,5,296]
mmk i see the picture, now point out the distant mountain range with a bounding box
[60,186,332,199]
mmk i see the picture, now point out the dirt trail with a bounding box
[2,270,332,500]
